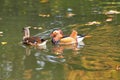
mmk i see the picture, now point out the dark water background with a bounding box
[0,0,120,80]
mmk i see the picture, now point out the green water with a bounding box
[0,0,120,80]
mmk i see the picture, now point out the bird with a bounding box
[50,29,91,45]
[22,27,47,47]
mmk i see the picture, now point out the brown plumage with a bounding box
[22,27,46,46]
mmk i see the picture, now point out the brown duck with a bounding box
[22,27,47,46]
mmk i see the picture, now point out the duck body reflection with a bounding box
[23,47,66,80]
[52,41,85,57]
[23,47,65,69]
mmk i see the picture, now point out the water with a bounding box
[0,0,120,80]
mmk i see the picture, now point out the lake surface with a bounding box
[0,0,120,80]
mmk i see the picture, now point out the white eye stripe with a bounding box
[53,30,59,34]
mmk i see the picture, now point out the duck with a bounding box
[50,29,91,45]
[22,27,47,47]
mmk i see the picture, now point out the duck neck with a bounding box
[23,27,30,40]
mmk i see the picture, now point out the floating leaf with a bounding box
[85,21,101,25]
[1,42,7,45]
[33,27,43,30]
[106,18,113,22]
[66,13,76,18]
[38,27,43,30]
[33,27,38,29]
[104,10,120,15]
[38,13,50,17]
[0,31,3,34]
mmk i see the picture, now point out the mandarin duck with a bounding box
[50,29,90,45]
[22,27,47,46]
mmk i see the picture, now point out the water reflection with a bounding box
[22,40,85,80]
[23,46,66,80]
[52,41,85,56]
[23,47,37,80]
[0,60,13,79]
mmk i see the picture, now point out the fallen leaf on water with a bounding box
[1,42,7,45]
[85,21,101,25]
[66,13,76,18]
[33,27,43,30]
[104,10,120,15]
[38,13,50,17]
[38,27,43,30]
[106,18,113,22]
[33,27,38,29]
[0,31,3,34]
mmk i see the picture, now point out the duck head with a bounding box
[50,29,63,37]
[50,29,63,44]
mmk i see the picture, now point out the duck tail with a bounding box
[78,34,86,37]
[70,30,78,39]
[78,34,92,38]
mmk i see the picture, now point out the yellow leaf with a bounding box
[1,42,7,45]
